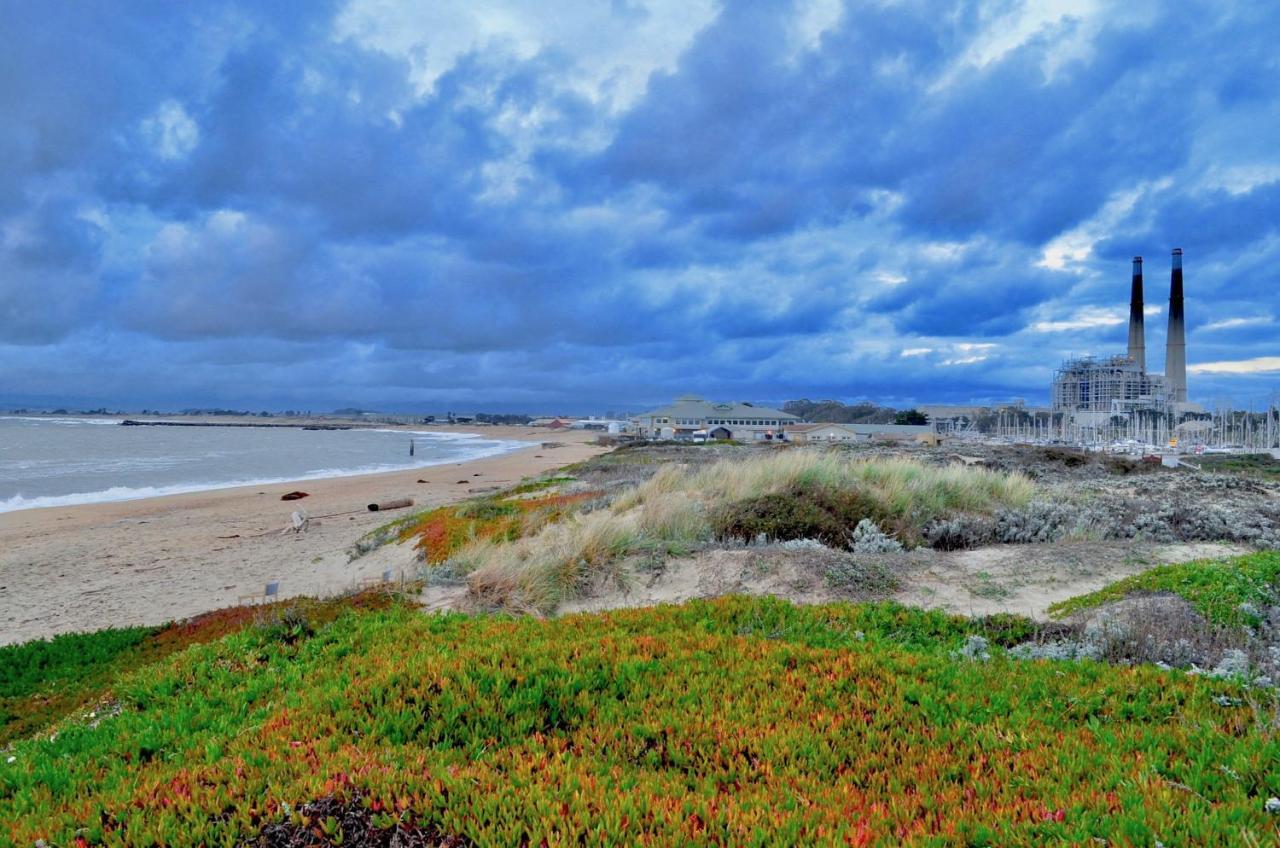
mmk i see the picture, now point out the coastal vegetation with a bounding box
[0,594,395,747]
[8,444,1278,842]
[1193,452,1280,480]
[2,596,1277,845]
[1048,551,1280,627]
[440,451,1033,613]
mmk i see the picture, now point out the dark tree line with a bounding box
[782,399,900,424]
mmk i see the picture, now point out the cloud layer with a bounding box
[2,0,1278,411]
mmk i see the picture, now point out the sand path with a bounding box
[0,427,607,644]
[553,540,1254,622]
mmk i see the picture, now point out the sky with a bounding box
[1,0,1278,413]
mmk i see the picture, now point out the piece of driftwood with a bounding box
[281,491,310,501]
[367,497,414,512]
[286,510,310,533]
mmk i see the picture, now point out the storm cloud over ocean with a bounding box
[1,1,1277,410]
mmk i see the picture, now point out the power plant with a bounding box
[1051,250,1196,440]
[962,247,1278,451]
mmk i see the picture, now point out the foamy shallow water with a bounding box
[0,417,528,513]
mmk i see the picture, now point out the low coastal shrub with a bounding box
[2,597,1276,845]
[711,484,893,547]
[1195,452,1280,480]
[1048,551,1280,627]
[818,548,900,595]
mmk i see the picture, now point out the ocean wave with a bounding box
[0,416,124,426]
[371,428,492,440]
[0,439,530,514]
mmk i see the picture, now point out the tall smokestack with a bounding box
[1127,256,1145,371]
[1165,248,1187,404]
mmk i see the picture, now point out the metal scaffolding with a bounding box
[1051,355,1170,415]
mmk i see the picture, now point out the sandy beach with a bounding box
[0,426,608,645]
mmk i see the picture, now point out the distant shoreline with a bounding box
[120,419,357,430]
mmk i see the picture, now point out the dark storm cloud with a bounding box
[1,0,1279,409]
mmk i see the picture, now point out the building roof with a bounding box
[637,395,798,422]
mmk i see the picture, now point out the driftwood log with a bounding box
[367,498,414,512]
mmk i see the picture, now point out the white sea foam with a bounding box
[0,416,124,426]
[0,434,529,514]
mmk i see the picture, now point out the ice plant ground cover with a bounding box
[2,596,1277,845]
[1048,551,1280,627]
[0,594,396,747]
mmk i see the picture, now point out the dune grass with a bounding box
[452,452,1033,612]
[1048,551,1280,627]
[2,596,1276,845]
[617,451,1032,518]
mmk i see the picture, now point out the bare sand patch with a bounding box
[890,539,1252,620]
[488,539,1253,622]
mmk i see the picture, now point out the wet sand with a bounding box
[0,426,607,645]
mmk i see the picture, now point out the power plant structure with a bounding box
[1051,249,1197,444]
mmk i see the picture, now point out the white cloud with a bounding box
[1201,164,1280,195]
[1201,315,1273,331]
[1029,306,1126,332]
[942,342,996,366]
[1037,177,1171,271]
[141,100,199,161]
[1189,357,1280,375]
[900,347,932,357]
[930,0,1128,92]
[334,0,718,110]
[787,0,843,59]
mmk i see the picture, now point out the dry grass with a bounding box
[454,451,1033,613]
[463,511,640,613]
[624,451,1033,520]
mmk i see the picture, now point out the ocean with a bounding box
[0,417,528,513]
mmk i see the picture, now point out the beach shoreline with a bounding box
[0,426,608,645]
[0,420,534,515]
